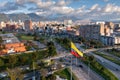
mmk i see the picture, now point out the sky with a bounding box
[0,0,120,21]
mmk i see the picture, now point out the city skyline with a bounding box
[0,0,120,21]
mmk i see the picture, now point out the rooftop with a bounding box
[0,33,20,44]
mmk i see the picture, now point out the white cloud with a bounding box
[76,5,86,13]
[103,4,120,13]
[103,0,109,2]
[56,0,67,6]
[90,4,99,10]
[2,0,120,21]
[51,6,74,14]
[0,1,7,7]
[36,0,55,8]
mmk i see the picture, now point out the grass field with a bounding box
[105,50,120,58]
[20,35,34,40]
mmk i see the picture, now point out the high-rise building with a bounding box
[24,20,33,31]
[0,21,6,29]
[79,24,105,40]
[64,20,72,25]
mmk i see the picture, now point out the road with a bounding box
[90,53,120,80]
[50,42,101,61]
[76,43,120,80]
[61,56,92,80]
[84,45,120,53]
[52,42,103,80]
[71,58,104,80]
[72,66,92,80]
[24,71,40,80]
[100,51,120,61]
[38,43,120,80]
[1,41,120,80]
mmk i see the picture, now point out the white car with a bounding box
[0,73,8,78]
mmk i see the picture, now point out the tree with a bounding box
[30,61,38,70]
[89,55,95,62]
[46,74,56,80]
[19,54,29,65]
[40,69,48,77]
[7,68,17,80]
[7,68,24,80]
[32,52,38,62]
[8,55,18,68]
[0,36,3,43]
[47,41,57,57]
[0,36,4,50]
[0,58,4,67]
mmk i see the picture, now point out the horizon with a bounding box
[0,0,120,21]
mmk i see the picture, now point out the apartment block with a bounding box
[79,24,102,40]
[0,33,26,54]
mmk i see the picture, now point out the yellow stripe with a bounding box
[71,42,83,57]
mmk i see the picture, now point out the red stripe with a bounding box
[71,51,80,57]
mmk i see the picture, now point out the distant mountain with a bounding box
[1,13,120,22]
[0,13,77,22]
[0,13,41,22]
[8,13,30,21]
[0,13,9,22]
[27,13,40,21]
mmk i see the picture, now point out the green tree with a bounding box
[0,58,4,67]
[8,55,18,68]
[32,52,38,61]
[19,54,30,65]
[40,69,48,77]
[7,68,17,80]
[89,55,95,62]
[0,36,3,43]
[47,41,57,57]
[0,36,4,50]
[46,74,56,80]
[7,68,24,80]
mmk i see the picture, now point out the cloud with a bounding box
[16,0,55,9]
[103,0,109,2]
[36,0,55,9]
[0,1,7,7]
[1,0,120,21]
[56,0,67,6]
[51,6,74,14]
[103,4,120,13]
[90,4,99,10]
[0,2,25,12]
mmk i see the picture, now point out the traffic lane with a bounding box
[61,56,92,80]
[62,56,104,80]
[76,59,104,80]
[95,56,120,80]
[72,66,92,80]
[24,71,40,80]
[100,51,120,61]
[97,59,120,80]
[91,53,120,70]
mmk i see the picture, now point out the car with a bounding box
[116,68,119,71]
[0,73,8,78]
[78,65,83,68]
[101,60,104,62]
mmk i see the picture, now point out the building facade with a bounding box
[0,33,26,55]
[79,24,102,40]
[24,20,33,32]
